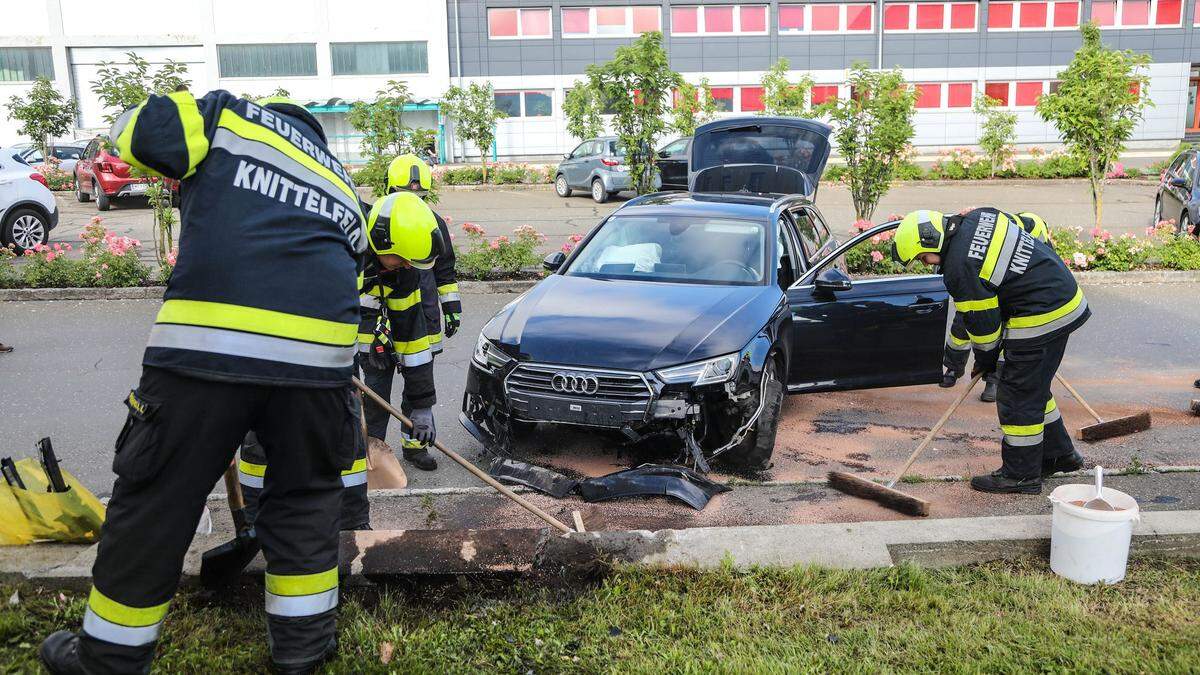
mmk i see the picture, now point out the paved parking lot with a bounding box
[46,178,1163,257]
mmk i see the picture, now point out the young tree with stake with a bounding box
[4,77,78,155]
[442,82,506,183]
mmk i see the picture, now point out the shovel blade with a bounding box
[199,532,260,590]
[1077,412,1151,442]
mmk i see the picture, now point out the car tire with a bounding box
[727,356,785,472]
[96,185,111,212]
[2,207,49,255]
[591,178,609,203]
[1152,196,1162,226]
[75,176,90,203]
[1180,211,1192,238]
[554,174,572,198]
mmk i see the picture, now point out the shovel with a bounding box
[199,463,260,590]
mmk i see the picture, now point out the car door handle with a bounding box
[908,300,941,314]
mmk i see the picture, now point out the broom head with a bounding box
[827,471,930,517]
[1077,411,1151,443]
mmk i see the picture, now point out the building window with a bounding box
[988,1,1080,29]
[741,86,765,112]
[217,44,317,78]
[909,81,975,108]
[947,82,973,107]
[0,47,54,82]
[984,81,1049,107]
[811,85,840,105]
[562,6,662,37]
[1090,0,1181,26]
[710,87,735,111]
[488,8,552,39]
[884,2,977,31]
[779,3,875,32]
[494,90,553,117]
[671,5,771,35]
[330,42,427,75]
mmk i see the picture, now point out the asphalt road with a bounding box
[1,283,1197,497]
[50,178,1162,259]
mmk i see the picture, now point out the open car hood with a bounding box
[688,117,832,197]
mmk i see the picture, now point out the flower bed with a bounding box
[823,147,1148,183]
[434,163,554,186]
[0,217,153,288]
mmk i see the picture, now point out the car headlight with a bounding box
[655,352,739,386]
[473,334,512,371]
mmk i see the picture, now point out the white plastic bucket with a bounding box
[1048,483,1140,585]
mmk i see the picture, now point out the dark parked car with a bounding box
[657,136,690,191]
[461,118,950,470]
[17,142,87,174]
[1154,148,1200,237]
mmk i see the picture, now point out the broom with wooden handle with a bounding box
[353,377,575,534]
[828,373,984,517]
[1054,373,1151,442]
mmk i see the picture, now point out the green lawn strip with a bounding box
[1,557,1197,673]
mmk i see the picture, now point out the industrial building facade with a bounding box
[1,0,1197,162]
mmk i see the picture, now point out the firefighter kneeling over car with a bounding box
[893,208,1089,494]
[238,173,445,531]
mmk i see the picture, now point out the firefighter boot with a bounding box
[970,468,1043,494]
[402,439,438,471]
[39,631,88,675]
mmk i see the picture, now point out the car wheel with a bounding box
[3,207,49,255]
[1179,211,1192,238]
[1152,196,1162,226]
[554,174,572,198]
[726,356,785,472]
[96,185,111,212]
[591,178,609,203]
[75,176,90,203]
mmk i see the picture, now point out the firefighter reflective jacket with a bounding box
[112,90,366,387]
[424,211,460,353]
[358,256,437,409]
[945,210,1052,365]
[941,207,1089,373]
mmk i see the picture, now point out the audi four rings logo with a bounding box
[551,372,600,395]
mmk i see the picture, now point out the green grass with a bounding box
[3,557,1198,673]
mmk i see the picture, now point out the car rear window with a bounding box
[565,213,766,286]
[692,124,824,176]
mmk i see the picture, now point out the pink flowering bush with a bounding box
[561,233,584,254]
[1052,220,1200,271]
[1106,162,1127,180]
[5,217,151,288]
[455,222,546,279]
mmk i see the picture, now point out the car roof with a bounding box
[614,191,809,220]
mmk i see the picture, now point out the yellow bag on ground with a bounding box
[0,483,36,545]
[4,458,106,544]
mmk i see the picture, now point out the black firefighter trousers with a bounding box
[80,366,357,674]
[997,334,1076,479]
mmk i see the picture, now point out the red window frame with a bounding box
[740,86,765,112]
[947,82,973,107]
[914,83,942,108]
[811,85,839,105]
[984,81,1011,106]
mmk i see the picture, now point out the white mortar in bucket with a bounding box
[1048,483,1140,584]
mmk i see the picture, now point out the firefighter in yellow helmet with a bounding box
[894,208,1088,495]
[943,210,1053,402]
[385,154,460,469]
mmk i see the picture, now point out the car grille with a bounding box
[504,364,654,426]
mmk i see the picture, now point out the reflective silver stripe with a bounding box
[430,341,444,355]
[974,337,1001,351]
[402,350,433,368]
[83,608,162,647]
[211,128,360,218]
[239,471,264,489]
[1005,433,1044,447]
[1044,407,1062,424]
[265,587,338,618]
[148,324,355,369]
[1004,296,1089,342]
[359,294,381,310]
[439,292,461,303]
[358,342,374,353]
[946,339,971,351]
[987,224,1021,287]
[340,471,367,487]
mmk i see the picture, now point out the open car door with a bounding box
[785,221,949,393]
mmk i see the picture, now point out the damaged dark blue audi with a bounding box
[461,118,951,471]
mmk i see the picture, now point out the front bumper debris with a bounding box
[577,463,731,510]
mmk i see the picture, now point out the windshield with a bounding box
[565,214,767,285]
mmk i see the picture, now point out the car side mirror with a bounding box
[658,150,669,158]
[1170,176,1189,188]
[814,267,852,293]
[564,153,573,160]
[543,251,567,272]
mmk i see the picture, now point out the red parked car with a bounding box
[73,135,178,211]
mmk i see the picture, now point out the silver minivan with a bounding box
[553,136,630,203]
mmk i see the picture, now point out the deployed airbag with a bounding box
[578,463,731,510]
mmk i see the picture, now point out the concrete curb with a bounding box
[5,510,1197,585]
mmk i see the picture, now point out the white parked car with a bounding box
[0,147,59,254]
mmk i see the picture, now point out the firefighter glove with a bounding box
[409,407,436,445]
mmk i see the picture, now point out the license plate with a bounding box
[128,183,148,194]
[523,395,624,426]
